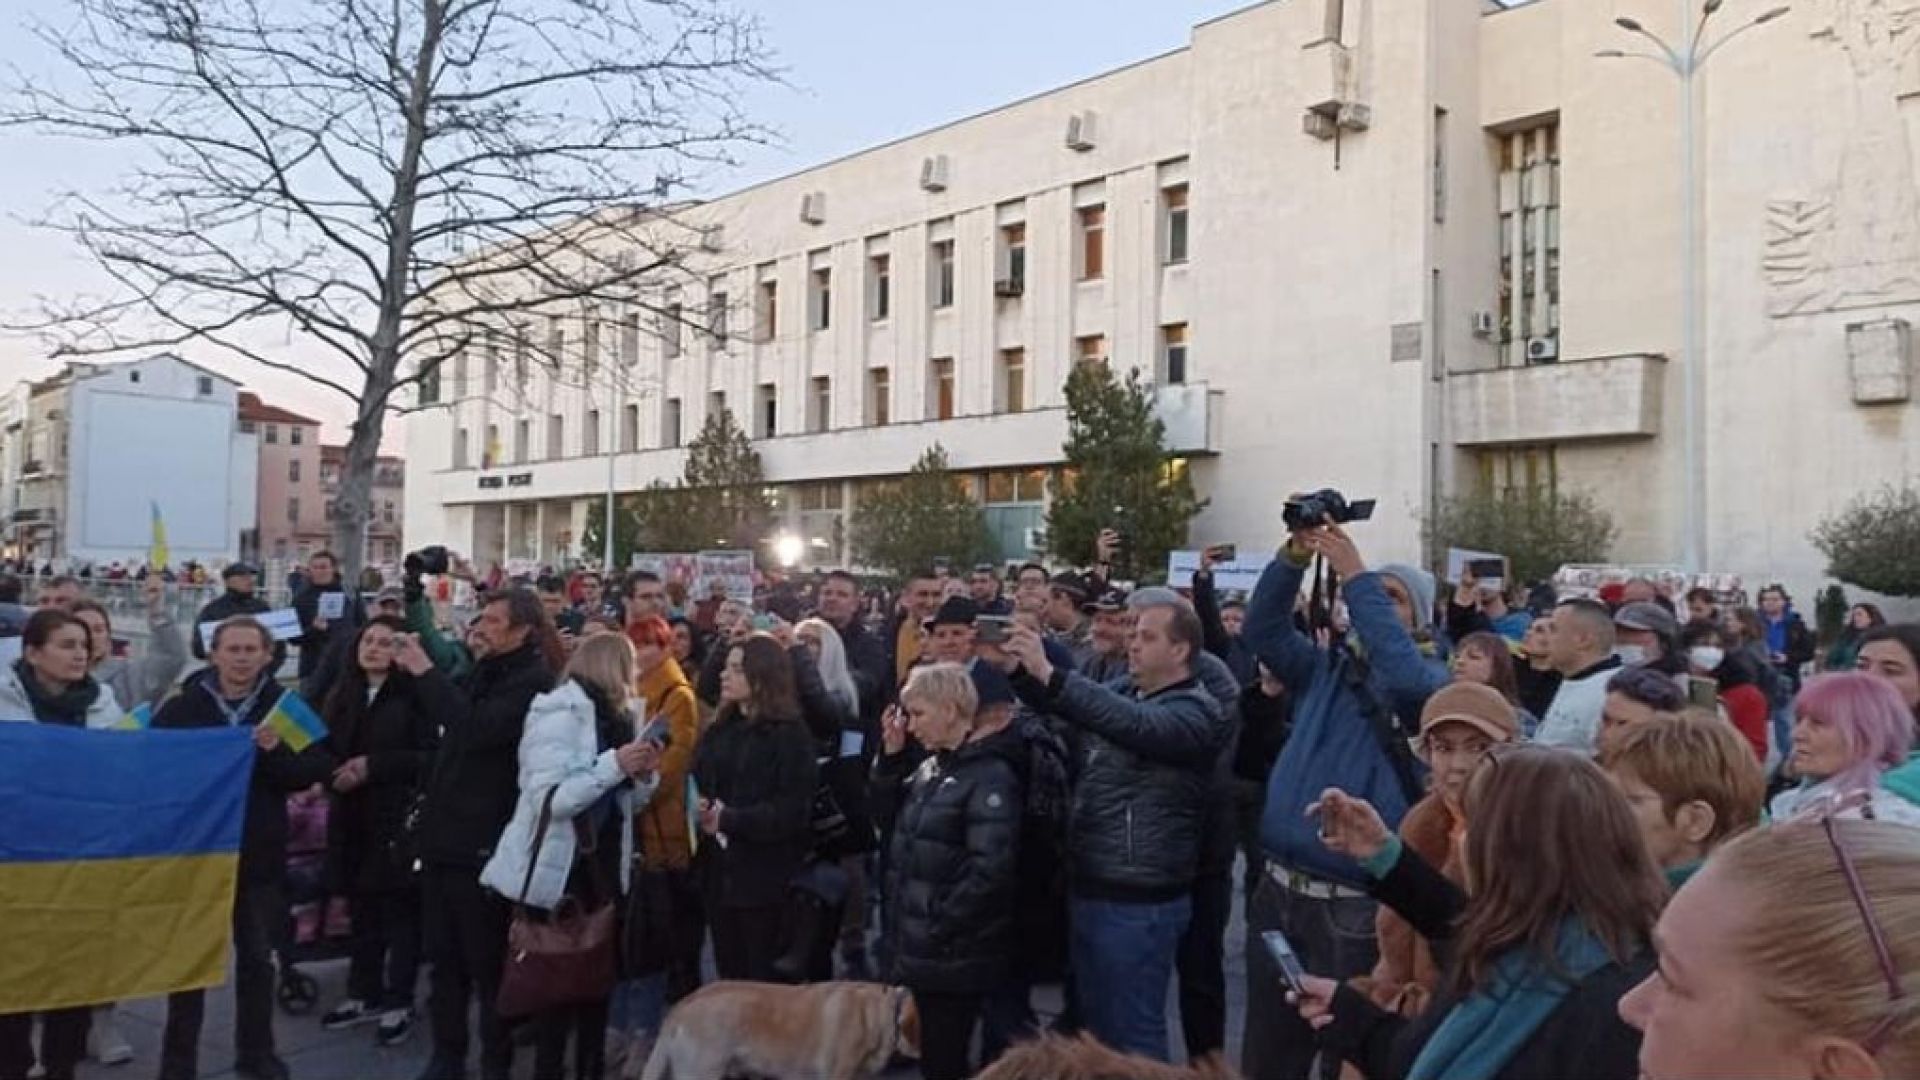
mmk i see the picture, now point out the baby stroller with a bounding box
[278,788,354,1015]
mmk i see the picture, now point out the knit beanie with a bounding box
[1376,564,1437,632]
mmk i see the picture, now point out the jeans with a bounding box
[1770,701,1793,775]
[161,879,284,1080]
[609,975,667,1041]
[0,1008,89,1080]
[912,990,983,1080]
[1240,874,1379,1080]
[422,863,513,1079]
[1176,871,1233,1060]
[1068,895,1191,1062]
[347,887,422,1010]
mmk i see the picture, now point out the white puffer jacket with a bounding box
[479,679,657,910]
[0,660,123,728]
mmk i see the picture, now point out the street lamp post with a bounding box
[1598,0,1789,574]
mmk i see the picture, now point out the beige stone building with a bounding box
[402,0,1920,598]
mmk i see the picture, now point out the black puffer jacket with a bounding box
[877,727,1024,994]
[415,642,554,868]
[1011,668,1229,902]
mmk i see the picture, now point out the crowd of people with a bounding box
[2,515,1920,1080]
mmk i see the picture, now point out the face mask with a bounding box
[1615,645,1647,666]
[1690,646,1725,671]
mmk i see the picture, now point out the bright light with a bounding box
[773,533,804,568]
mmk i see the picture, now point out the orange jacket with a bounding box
[634,655,701,869]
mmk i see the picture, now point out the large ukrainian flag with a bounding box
[0,723,253,1012]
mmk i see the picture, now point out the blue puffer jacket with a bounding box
[1246,558,1450,888]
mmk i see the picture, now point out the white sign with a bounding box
[316,592,346,620]
[697,550,756,602]
[198,607,304,650]
[1165,549,1273,594]
[1446,548,1508,590]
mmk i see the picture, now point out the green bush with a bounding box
[1811,485,1920,598]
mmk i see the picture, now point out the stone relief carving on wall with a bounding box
[1766,0,1920,316]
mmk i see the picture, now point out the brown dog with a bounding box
[973,1034,1242,1080]
[640,980,919,1079]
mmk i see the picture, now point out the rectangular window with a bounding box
[1078,205,1106,281]
[483,348,498,394]
[454,352,469,397]
[869,254,891,321]
[290,426,304,446]
[757,273,778,341]
[999,348,1026,413]
[868,367,891,426]
[197,375,214,396]
[514,419,530,464]
[287,497,300,525]
[1433,107,1448,224]
[1162,323,1189,384]
[547,315,565,368]
[929,358,955,420]
[513,329,529,395]
[663,397,683,448]
[1498,122,1561,363]
[1076,334,1108,369]
[708,282,729,347]
[584,409,600,456]
[1164,185,1190,264]
[288,459,301,483]
[454,427,469,468]
[621,404,640,452]
[621,311,640,366]
[931,239,955,308]
[708,391,726,429]
[1000,223,1026,294]
[810,265,832,331]
[757,383,778,438]
[486,423,501,468]
[240,420,257,434]
[583,316,601,381]
[808,376,831,433]
[383,500,395,525]
[662,300,683,359]
[547,414,564,459]
[265,425,279,445]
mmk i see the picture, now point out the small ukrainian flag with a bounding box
[111,702,154,731]
[263,691,327,752]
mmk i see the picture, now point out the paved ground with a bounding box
[71,876,1256,1080]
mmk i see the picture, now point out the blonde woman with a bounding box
[1622,820,1920,1078]
[480,633,661,1080]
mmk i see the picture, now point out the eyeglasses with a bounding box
[1821,811,1907,1054]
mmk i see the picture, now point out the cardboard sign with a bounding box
[316,592,346,621]
[1165,549,1273,594]
[198,607,303,650]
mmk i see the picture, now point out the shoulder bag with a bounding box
[496,788,618,1018]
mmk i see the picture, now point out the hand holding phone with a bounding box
[1262,930,1309,995]
[974,614,1013,645]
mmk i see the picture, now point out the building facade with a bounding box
[238,393,328,563]
[0,355,257,566]
[320,445,407,567]
[402,0,1920,599]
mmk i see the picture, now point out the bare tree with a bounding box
[1,0,774,575]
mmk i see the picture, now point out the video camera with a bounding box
[1282,489,1376,533]
[404,545,452,579]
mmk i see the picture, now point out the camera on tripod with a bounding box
[1282,489,1377,533]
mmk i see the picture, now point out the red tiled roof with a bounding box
[237,391,319,426]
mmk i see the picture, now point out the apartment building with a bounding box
[320,445,407,566]
[404,0,1920,597]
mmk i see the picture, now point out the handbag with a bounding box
[808,756,851,849]
[496,788,618,1019]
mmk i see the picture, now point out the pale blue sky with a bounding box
[0,0,1247,440]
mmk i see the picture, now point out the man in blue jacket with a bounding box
[1239,519,1448,1080]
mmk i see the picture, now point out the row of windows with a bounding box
[451,322,1189,468]
[240,420,308,445]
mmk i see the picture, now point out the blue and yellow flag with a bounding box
[0,724,252,1012]
[263,691,327,752]
[148,500,169,570]
[110,702,154,730]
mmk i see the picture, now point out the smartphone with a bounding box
[974,614,1013,644]
[1261,930,1309,995]
[1207,544,1238,563]
[642,716,672,748]
[1688,676,1719,710]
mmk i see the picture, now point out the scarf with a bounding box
[14,659,99,727]
[1407,916,1615,1080]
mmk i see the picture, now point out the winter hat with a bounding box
[1375,564,1436,632]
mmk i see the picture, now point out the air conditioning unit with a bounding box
[1302,111,1340,141]
[1065,111,1098,152]
[1024,527,1049,552]
[994,279,1024,299]
[919,154,950,192]
[1337,102,1372,132]
[1526,336,1560,363]
[699,225,724,253]
[1471,311,1496,338]
[799,192,826,225]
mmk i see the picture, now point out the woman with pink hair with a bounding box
[1771,672,1920,826]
